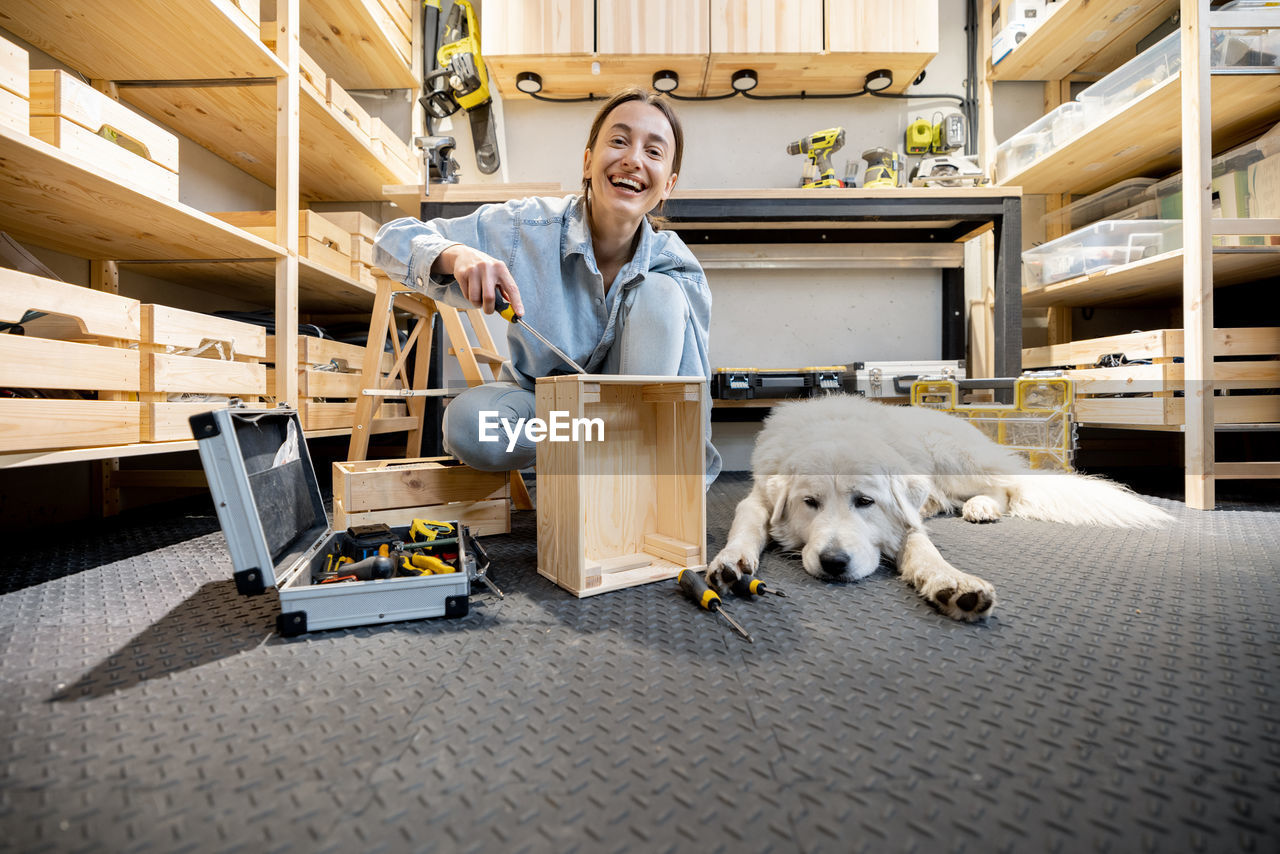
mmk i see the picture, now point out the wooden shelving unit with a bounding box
[0,124,280,261]
[1000,72,1280,196]
[0,0,285,80]
[986,0,1280,508]
[1022,243,1280,308]
[0,2,423,484]
[119,81,417,203]
[989,0,1178,82]
[301,0,419,89]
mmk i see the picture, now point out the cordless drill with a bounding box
[786,127,846,189]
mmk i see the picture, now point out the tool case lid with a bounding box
[190,406,329,592]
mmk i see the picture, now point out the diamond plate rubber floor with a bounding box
[3,473,1279,853]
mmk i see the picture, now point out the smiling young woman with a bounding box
[373,87,721,485]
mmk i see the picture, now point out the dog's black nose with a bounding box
[819,551,850,577]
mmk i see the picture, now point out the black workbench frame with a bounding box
[421,189,1023,380]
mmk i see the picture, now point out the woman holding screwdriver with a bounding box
[374,87,721,485]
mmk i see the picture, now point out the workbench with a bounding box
[393,185,1024,380]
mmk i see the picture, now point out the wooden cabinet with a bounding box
[825,0,939,54]
[481,0,594,56]
[484,0,938,98]
[597,0,709,55]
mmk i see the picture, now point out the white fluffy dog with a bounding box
[707,394,1171,621]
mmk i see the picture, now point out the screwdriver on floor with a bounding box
[677,568,754,643]
[493,291,587,374]
[731,573,788,599]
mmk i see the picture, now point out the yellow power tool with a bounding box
[787,127,846,189]
[423,0,499,174]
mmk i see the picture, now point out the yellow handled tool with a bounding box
[493,292,586,374]
[677,568,754,643]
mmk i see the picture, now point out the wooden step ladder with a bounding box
[348,275,533,510]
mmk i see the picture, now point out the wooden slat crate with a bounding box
[0,269,142,452]
[535,375,706,597]
[332,456,511,533]
[29,69,180,199]
[1024,327,1280,426]
[210,210,353,276]
[266,334,412,432]
[140,305,268,441]
[326,78,372,139]
[0,32,29,135]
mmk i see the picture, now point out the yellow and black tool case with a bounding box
[189,405,474,637]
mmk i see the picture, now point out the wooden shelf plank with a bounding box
[301,0,417,89]
[1023,245,1280,308]
[988,0,1178,82]
[0,418,412,470]
[0,124,281,261]
[120,85,416,203]
[999,72,1280,196]
[118,257,377,313]
[0,0,284,80]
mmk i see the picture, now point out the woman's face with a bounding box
[582,100,678,226]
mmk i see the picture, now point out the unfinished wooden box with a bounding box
[28,69,179,199]
[0,269,142,452]
[332,456,512,533]
[1024,327,1280,426]
[266,334,411,431]
[535,375,706,597]
[210,210,353,277]
[141,305,267,441]
[0,33,28,135]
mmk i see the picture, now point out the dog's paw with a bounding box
[706,548,757,593]
[922,574,997,622]
[962,495,1003,523]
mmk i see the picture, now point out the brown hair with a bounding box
[581,86,684,230]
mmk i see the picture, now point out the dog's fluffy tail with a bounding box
[1005,473,1172,528]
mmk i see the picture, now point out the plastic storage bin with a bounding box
[997,22,1278,182]
[1023,220,1183,288]
[1042,177,1158,232]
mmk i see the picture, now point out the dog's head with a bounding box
[762,446,930,582]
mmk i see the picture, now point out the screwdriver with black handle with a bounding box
[677,568,754,643]
[731,573,788,599]
[492,291,587,374]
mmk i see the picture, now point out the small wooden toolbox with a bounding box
[190,405,474,636]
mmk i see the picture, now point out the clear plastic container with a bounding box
[1077,32,1180,120]
[1041,177,1158,231]
[998,21,1277,183]
[1151,121,1280,218]
[1023,220,1184,289]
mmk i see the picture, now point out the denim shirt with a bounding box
[374,194,721,483]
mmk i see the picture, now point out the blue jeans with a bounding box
[443,273,700,473]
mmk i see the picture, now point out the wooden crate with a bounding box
[28,69,179,198]
[326,78,372,139]
[266,334,411,431]
[535,375,706,597]
[332,456,511,533]
[0,33,28,135]
[0,269,142,452]
[210,210,353,275]
[140,305,268,441]
[1024,327,1280,426]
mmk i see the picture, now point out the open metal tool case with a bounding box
[190,406,472,637]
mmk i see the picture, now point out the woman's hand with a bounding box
[435,244,525,317]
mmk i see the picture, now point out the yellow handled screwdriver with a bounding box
[493,292,586,374]
[677,568,754,643]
